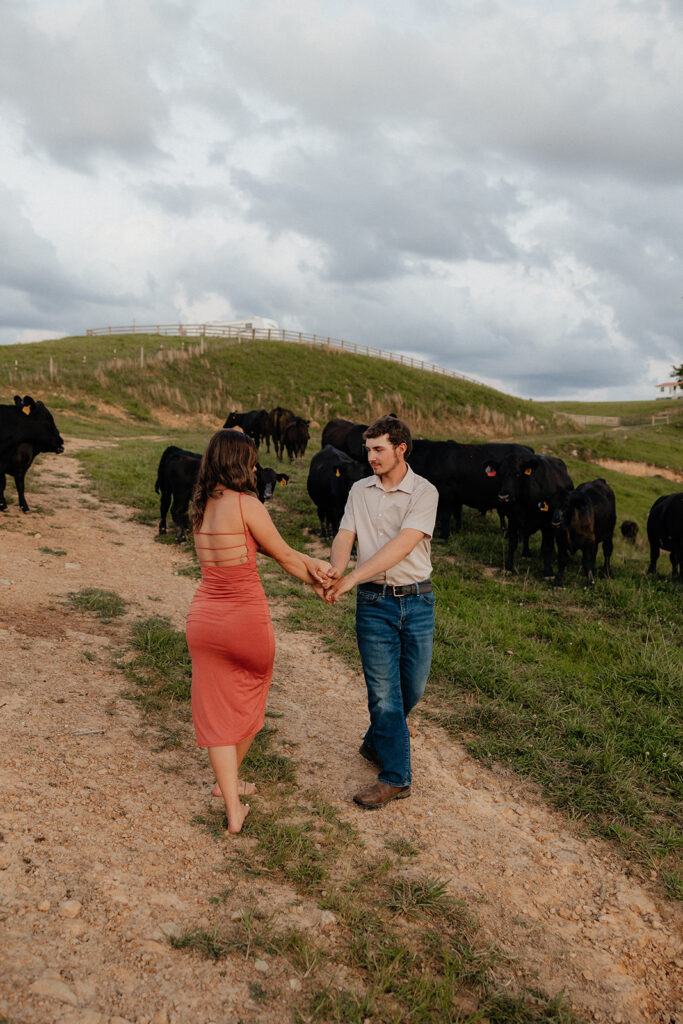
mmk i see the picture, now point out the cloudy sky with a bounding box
[2,0,682,400]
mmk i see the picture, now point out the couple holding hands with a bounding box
[186,415,438,833]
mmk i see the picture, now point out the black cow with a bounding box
[223,410,271,452]
[256,467,289,501]
[0,395,64,512]
[620,520,639,543]
[307,445,370,539]
[407,439,535,540]
[155,446,201,542]
[492,453,574,575]
[155,446,286,542]
[269,407,296,460]
[321,418,369,462]
[282,417,310,462]
[646,492,683,578]
[552,479,616,587]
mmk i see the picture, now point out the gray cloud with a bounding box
[0,0,681,399]
[0,0,193,171]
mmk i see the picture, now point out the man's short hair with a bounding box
[363,415,412,456]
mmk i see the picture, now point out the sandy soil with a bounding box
[0,445,681,1024]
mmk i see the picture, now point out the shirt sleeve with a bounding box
[338,483,358,533]
[401,481,438,537]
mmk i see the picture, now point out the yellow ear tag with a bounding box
[280,479,287,487]
[524,467,532,475]
[539,501,549,512]
[22,405,31,415]
[335,468,340,477]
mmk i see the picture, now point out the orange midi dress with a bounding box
[186,495,275,747]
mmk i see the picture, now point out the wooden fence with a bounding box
[85,324,486,388]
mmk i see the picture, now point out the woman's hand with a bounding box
[305,557,336,587]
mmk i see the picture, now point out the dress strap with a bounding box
[238,492,248,538]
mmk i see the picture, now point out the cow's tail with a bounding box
[155,445,179,493]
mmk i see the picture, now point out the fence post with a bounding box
[140,346,144,369]
[49,356,54,381]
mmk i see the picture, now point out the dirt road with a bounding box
[0,445,680,1024]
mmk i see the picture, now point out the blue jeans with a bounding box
[356,586,435,787]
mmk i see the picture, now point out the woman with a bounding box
[186,429,331,833]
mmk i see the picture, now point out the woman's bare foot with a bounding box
[212,779,256,797]
[226,802,250,834]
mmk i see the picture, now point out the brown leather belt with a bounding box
[358,581,433,597]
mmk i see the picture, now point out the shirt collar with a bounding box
[364,464,416,494]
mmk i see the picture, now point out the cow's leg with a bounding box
[453,501,463,533]
[434,498,450,541]
[170,494,188,543]
[540,526,555,577]
[670,549,680,578]
[554,534,568,587]
[0,473,7,511]
[504,518,519,572]
[581,542,595,587]
[603,535,613,579]
[14,471,29,512]
[158,486,171,535]
[647,533,659,574]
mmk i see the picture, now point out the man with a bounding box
[324,415,438,809]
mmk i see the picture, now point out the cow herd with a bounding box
[305,417,683,587]
[0,395,681,583]
[223,406,310,463]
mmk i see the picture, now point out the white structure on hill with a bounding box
[656,380,682,398]
[213,316,279,332]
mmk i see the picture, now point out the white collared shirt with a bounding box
[339,465,438,585]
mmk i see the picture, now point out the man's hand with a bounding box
[326,570,357,603]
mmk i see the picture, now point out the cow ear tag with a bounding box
[280,479,287,486]
[524,467,532,475]
[485,467,496,477]
[335,468,340,477]
[22,405,31,415]
[538,501,549,512]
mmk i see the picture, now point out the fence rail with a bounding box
[85,324,487,388]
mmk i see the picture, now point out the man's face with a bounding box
[365,434,406,477]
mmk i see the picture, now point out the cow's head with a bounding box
[224,411,240,428]
[15,395,64,454]
[552,490,585,529]
[493,455,526,503]
[256,466,288,501]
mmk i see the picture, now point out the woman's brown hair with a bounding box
[191,429,258,531]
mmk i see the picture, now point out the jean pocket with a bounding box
[357,589,380,605]
[419,592,436,606]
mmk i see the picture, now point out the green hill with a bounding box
[4,334,682,454]
[2,332,555,439]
